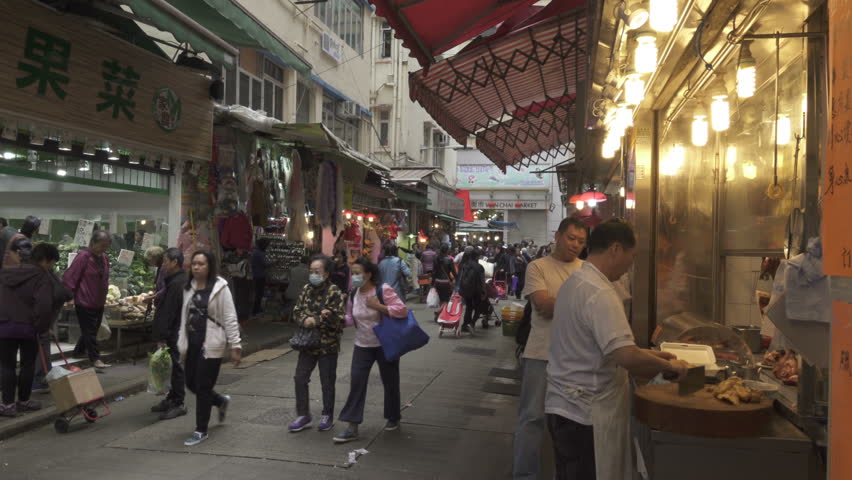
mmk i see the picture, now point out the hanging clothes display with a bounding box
[287,150,306,241]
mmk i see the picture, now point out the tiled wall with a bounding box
[724,256,773,326]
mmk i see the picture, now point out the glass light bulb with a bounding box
[614,105,634,135]
[307,231,315,239]
[624,74,646,105]
[588,199,598,208]
[691,116,709,147]
[649,0,677,32]
[635,33,657,74]
[494,236,500,241]
[711,96,730,131]
[743,162,758,180]
[776,115,791,145]
[736,65,756,98]
[626,198,636,209]
[575,200,585,209]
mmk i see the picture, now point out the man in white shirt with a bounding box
[546,219,688,480]
[513,217,588,480]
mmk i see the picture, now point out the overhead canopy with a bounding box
[409,3,589,171]
[390,168,438,184]
[369,0,539,68]
[273,123,390,173]
[125,0,311,75]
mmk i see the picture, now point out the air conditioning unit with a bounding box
[337,101,359,118]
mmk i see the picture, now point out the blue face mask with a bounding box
[351,274,364,288]
[309,274,324,287]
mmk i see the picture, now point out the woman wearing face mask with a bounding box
[288,255,345,434]
[334,258,408,443]
[178,250,242,447]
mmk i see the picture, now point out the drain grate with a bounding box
[215,373,244,385]
[489,367,522,380]
[453,346,497,357]
[248,407,293,426]
[482,381,521,397]
[461,405,497,416]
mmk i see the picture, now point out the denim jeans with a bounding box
[513,358,548,479]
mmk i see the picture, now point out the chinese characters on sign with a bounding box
[16,28,70,99]
[830,301,852,480]
[826,0,852,276]
[97,59,140,120]
[72,219,95,247]
[152,88,181,132]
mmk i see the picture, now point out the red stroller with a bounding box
[438,292,464,337]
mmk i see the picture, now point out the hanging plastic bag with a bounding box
[147,347,172,394]
[97,317,111,342]
[426,287,440,308]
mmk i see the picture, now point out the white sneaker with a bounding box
[93,360,111,368]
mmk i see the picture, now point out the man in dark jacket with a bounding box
[150,248,188,420]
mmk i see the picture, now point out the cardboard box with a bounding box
[49,368,104,413]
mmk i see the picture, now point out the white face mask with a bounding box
[309,274,324,286]
[351,274,365,288]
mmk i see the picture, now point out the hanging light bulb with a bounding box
[742,162,758,179]
[620,186,626,197]
[710,83,730,132]
[494,235,500,242]
[307,231,315,240]
[624,72,646,106]
[575,199,585,210]
[634,31,658,74]
[692,103,709,147]
[726,145,737,181]
[625,0,650,29]
[776,114,791,145]
[736,43,756,99]
[649,0,677,32]
[614,104,634,135]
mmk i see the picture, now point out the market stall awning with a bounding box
[409,3,589,171]
[124,0,311,75]
[370,0,539,68]
[390,168,438,184]
[272,123,390,173]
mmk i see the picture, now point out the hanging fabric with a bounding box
[287,150,306,241]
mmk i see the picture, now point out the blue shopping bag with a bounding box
[372,284,430,362]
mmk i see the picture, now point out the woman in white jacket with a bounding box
[178,251,242,446]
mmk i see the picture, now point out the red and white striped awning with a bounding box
[409,5,589,171]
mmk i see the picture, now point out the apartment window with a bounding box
[381,22,393,58]
[315,0,363,53]
[432,131,446,170]
[296,82,312,123]
[322,94,361,150]
[223,61,285,120]
[379,110,390,146]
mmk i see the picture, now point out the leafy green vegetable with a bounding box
[147,347,172,394]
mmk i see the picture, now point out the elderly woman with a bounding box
[288,255,345,434]
[144,246,167,305]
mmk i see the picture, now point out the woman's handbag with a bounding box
[372,285,429,362]
[288,287,330,351]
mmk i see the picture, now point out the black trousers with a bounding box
[165,342,186,406]
[0,338,38,405]
[253,277,266,315]
[184,343,225,433]
[339,346,401,424]
[546,413,596,480]
[74,306,103,362]
[462,295,483,327]
[294,351,338,417]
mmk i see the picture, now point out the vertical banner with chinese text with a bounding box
[827,0,852,276]
[830,301,852,480]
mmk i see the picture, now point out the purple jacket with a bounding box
[63,248,109,309]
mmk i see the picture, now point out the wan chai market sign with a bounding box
[1,0,212,163]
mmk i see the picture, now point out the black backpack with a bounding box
[515,300,533,347]
[458,263,480,296]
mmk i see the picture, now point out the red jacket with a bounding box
[63,248,109,309]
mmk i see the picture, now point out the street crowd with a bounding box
[0,215,690,480]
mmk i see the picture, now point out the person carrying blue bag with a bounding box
[334,257,425,444]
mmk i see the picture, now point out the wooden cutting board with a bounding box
[634,383,773,438]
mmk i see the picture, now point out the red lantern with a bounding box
[366,214,377,223]
[342,210,354,220]
[580,191,607,207]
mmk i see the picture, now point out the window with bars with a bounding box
[223,62,285,120]
[314,0,363,53]
[379,110,390,146]
[381,22,392,58]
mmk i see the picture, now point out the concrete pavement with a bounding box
[0,302,523,479]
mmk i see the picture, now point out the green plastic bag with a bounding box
[147,347,172,395]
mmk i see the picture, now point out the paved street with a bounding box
[0,302,523,480]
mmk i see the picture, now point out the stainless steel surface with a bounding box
[733,326,762,353]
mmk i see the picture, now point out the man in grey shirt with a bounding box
[546,219,688,480]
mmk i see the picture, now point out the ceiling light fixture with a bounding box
[736,43,756,99]
[634,31,658,74]
[649,0,677,32]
